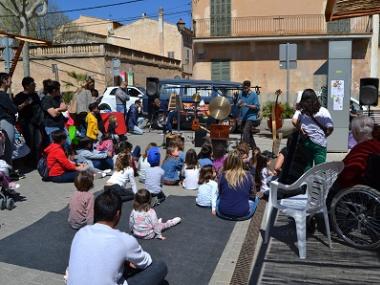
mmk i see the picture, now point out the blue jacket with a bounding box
[238,91,260,121]
[162,156,183,181]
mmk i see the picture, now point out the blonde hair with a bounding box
[223,150,246,189]
[114,153,132,172]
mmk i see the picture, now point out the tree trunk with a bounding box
[20,16,30,77]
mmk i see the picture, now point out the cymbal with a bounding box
[208,96,231,120]
[192,93,201,103]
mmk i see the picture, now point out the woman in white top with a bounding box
[181,149,200,190]
[196,165,218,215]
[292,89,334,170]
[138,143,157,183]
[105,153,137,201]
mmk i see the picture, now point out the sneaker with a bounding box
[167,217,181,227]
[9,182,20,190]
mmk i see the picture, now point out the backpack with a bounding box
[37,155,49,181]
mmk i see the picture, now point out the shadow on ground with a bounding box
[0,195,236,285]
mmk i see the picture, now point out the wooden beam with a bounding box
[332,8,380,20]
[325,0,337,22]
[9,41,24,78]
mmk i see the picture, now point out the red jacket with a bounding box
[45,143,76,177]
[336,139,380,188]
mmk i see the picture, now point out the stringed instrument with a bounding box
[268,89,283,154]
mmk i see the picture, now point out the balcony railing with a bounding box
[193,15,371,38]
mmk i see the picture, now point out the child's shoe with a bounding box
[167,217,181,227]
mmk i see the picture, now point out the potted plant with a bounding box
[261,101,296,136]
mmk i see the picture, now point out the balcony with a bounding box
[193,14,371,39]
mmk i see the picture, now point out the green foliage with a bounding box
[62,71,88,90]
[62,91,74,104]
[261,101,295,119]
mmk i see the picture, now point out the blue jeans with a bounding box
[165,111,177,132]
[216,197,260,221]
[129,117,145,135]
[92,157,114,170]
[116,104,126,122]
[49,171,79,183]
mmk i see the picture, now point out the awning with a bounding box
[325,0,380,21]
[0,30,50,45]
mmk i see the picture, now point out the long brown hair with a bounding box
[185,148,198,169]
[133,189,151,212]
[115,153,132,172]
[198,165,214,184]
[223,150,246,189]
[300,88,321,116]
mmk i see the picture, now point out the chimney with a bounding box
[158,8,164,56]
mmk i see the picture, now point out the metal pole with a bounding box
[286,43,290,103]
[4,38,11,73]
[176,93,181,132]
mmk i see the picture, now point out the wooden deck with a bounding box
[251,212,380,285]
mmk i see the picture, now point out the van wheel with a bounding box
[98,103,112,111]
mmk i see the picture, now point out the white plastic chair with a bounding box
[263,161,344,259]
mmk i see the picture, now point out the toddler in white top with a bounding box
[106,153,137,194]
[196,165,218,215]
[138,143,157,183]
[130,189,181,240]
[181,148,200,190]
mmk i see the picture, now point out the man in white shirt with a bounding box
[67,190,167,285]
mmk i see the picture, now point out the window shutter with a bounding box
[212,61,230,81]
[211,0,231,36]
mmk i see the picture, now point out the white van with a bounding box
[99,86,145,112]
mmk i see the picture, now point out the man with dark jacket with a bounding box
[127,100,144,135]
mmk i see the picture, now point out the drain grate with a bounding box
[230,200,267,285]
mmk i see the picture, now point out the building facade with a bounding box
[192,0,374,104]
[0,43,181,93]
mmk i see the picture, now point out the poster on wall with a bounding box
[331,79,344,111]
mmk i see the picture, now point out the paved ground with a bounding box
[0,129,347,285]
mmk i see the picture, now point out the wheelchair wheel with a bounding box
[331,185,380,250]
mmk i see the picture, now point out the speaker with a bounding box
[146,77,160,97]
[360,78,379,106]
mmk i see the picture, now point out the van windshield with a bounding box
[160,83,235,99]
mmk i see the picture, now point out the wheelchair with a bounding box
[329,153,380,250]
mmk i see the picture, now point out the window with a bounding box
[211,0,231,36]
[128,88,141,97]
[211,61,230,81]
[168,51,175,58]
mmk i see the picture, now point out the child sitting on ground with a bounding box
[248,146,261,177]
[138,143,157,183]
[255,151,276,198]
[197,143,213,167]
[105,153,137,202]
[212,143,227,176]
[181,148,200,190]
[196,165,218,215]
[68,170,94,229]
[145,146,166,206]
[162,143,183,185]
[96,132,114,156]
[237,142,250,170]
[129,189,181,240]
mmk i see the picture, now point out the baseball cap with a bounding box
[147,146,161,167]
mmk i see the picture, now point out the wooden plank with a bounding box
[258,211,380,284]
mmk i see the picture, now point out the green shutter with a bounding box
[212,61,230,81]
[211,0,231,36]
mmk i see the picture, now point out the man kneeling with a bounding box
[67,189,168,285]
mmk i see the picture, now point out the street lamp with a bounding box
[176,18,186,32]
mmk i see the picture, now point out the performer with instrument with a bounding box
[237,80,260,149]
